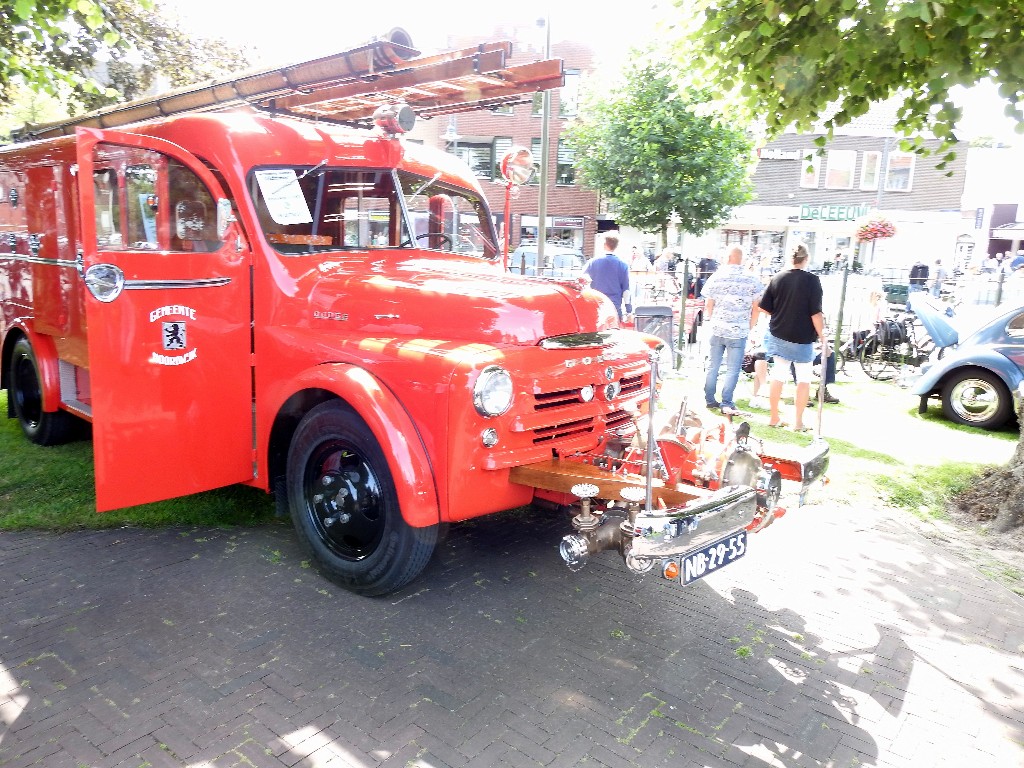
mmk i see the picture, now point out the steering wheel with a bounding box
[402,232,454,249]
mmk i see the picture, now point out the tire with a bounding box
[286,401,438,596]
[687,311,702,344]
[940,369,1012,430]
[9,337,76,445]
[859,334,897,381]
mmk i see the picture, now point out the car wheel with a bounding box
[286,401,438,596]
[9,337,77,446]
[940,369,1012,430]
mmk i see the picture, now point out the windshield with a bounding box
[397,171,498,259]
[248,165,496,259]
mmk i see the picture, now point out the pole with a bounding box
[502,183,512,270]
[674,258,690,370]
[536,13,552,269]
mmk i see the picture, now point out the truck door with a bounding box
[75,127,253,511]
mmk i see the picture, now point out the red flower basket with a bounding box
[856,218,896,242]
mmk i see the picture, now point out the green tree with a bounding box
[0,0,125,106]
[77,0,250,112]
[0,0,249,121]
[565,55,754,245]
[674,0,1024,164]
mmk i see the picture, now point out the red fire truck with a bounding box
[0,37,827,595]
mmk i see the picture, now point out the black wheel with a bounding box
[859,334,897,381]
[687,311,702,344]
[941,369,1012,430]
[286,401,438,596]
[9,337,76,445]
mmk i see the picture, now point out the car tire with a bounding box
[940,368,1013,430]
[286,401,438,596]
[9,337,77,446]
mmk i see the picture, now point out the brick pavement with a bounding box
[2,497,1023,768]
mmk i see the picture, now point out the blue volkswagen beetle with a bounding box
[909,296,1024,430]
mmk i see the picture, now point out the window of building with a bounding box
[532,92,543,117]
[799,152,821,188]
[559,69,580,117]
[529,138,543,184]
[492,137,513,180]
[446,142,494,180]
[556,140,576,185]
[860,151,881,190]
[885,152,915,192]
[824,150,856,189]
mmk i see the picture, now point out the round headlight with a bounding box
[580,385,595,402]
[473,366,513,417]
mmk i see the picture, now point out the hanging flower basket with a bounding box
[856,218,896,242]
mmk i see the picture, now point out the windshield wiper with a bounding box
[269,159,328,195]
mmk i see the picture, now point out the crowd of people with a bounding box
[580,235,840,432]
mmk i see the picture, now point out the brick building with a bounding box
[706,103,969,272]
[409,29,601,257]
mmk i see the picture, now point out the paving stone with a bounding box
[1,503,1023,767]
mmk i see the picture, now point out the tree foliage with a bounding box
[0,0,249,117]
[565,55,754,240]
[673,0,1024,163]
[79,0,250,111]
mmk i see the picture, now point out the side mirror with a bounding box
[499,146,535,185]
[216,198,235,239]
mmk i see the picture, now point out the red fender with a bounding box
[288,364,440,528]
[5,322,63,413]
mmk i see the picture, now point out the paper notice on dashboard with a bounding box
[254,169,313,224]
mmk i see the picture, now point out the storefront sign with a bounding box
[552,216,584,228]
[758,148,802,160]
[799,203,872,222]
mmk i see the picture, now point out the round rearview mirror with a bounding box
[500,146,536,185]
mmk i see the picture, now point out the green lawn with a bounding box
[0,391,277,531]
[0,371,1019,532]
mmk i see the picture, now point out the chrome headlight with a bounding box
[473,365,513,417]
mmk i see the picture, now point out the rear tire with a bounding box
[286,401,437,596]
[9,337,76,446]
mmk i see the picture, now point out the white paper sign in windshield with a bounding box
[255,169,313,225]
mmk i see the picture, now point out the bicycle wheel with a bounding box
[860,334,898,381]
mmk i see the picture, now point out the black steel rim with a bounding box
[303,439,385,561]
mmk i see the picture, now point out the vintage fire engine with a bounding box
[0,34,827,595]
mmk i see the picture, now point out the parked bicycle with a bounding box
[858,310,937,381]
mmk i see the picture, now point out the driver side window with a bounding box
[92,145,222,253]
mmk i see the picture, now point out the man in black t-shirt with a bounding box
[757,244,828,431]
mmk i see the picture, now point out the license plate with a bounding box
[680,530,747,585]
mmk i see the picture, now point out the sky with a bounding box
[163,0,1019,145]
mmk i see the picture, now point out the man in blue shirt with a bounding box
[583,234,631,321]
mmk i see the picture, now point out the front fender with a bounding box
[911,348,1022,397]
[2,321,62,413]
[289,364,440,528]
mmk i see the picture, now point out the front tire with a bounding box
[941,369,1012,430]
[286,401,438,596]
[9,337,77,445]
